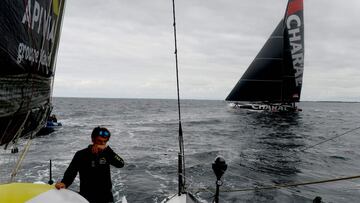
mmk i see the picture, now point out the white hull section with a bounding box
[27,189,89,203]
[0,182,88,203]
[162,193,197,203]
[229,102,300,112]
[121,196,128,203]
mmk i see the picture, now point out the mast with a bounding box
[171,0,186,194]
[49,0,67,101]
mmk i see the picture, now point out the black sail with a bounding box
[0,0,66,146]
[226,0,304,103]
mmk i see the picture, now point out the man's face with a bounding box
[93,136,109,146]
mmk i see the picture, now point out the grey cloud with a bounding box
[55,0,360,101]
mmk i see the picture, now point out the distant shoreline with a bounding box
[52,96,360,103]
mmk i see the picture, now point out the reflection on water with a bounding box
[252,112,303,175]
[237,111,308,202]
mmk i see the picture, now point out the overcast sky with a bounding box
[53,0,360,101]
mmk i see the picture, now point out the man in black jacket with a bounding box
[55,127,125,203]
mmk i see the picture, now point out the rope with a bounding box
[9,137,33,182]
[194,174,360,194]
[224,174,360,193]
[7,111,31,149]
[207,126,360,195]
[288,126,360,158]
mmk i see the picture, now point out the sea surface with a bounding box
[1,98,360,203]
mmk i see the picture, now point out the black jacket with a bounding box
[61,145,124,203]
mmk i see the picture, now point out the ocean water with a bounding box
[1,98,360,203]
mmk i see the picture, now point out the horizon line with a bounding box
[52,96,360,103]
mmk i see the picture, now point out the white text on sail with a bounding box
[286,14,303,87]
[21,0,56,44]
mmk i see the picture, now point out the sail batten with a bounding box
[255,58,283,60]
[240,79,282,82]
[226,0,304,105]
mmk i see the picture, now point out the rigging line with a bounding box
[218,126,360,193]
[222,174,360,193]
[289,126,360,157]
[8,111,31,149]
[194,174,360,194]
[2,77,29,149]
[225,127,360,191]
[171,0,186,190]
[9,137,33,182]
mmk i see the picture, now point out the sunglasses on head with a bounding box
[99,130,110,137]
